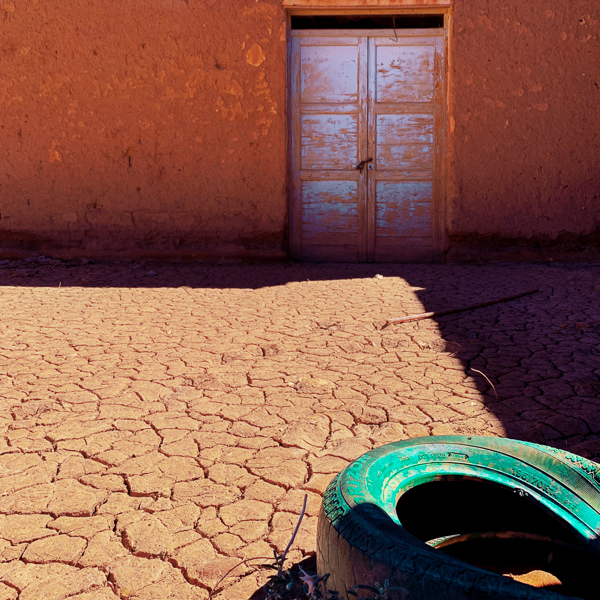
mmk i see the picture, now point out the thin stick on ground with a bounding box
[207,494,309,599]
[382,289,540,328]
[207,556,273,600]
[280,493,308,564]
[471,368,498,399]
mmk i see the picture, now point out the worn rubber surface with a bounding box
[317,436,600,600]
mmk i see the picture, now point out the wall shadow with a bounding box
[0,259,394,290]
[401,264,600,462]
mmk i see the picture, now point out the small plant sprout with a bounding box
[347,580,409,600]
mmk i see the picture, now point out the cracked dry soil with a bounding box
[0,261,599,600]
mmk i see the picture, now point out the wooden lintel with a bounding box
[283,0,452,10]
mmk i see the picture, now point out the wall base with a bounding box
[446,232,600,264]
[0,232,288,263]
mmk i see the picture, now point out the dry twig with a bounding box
[471,368,498,399]
[382,289,540,328]
[208,494,309,599]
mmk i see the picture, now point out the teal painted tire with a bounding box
[317,436,600,600]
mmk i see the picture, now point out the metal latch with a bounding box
[355,158,373,172]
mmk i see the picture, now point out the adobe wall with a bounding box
[447,0,600,260]
[0,0,598,260]
[0,0,289,259]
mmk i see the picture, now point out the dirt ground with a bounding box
[1,260,599,600]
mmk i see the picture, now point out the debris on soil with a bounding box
[382,289,540,328]
[506,570,562,590]
[209,496,309,599]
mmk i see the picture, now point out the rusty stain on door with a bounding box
[290,27,446,262]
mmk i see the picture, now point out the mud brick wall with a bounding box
[447,0,600,258]
[0,0,289,259]
[0,0,598,259]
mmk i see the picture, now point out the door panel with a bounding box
[377,142,434,171]
[376,114,434,170]
[301,180,359,246]
[369,35,443,262]
[291,35,368,262]
[301,114,359,170]
[376,181,434,239]
[300,45,359,102]
[375,45,436,103]
[290,30,445,263]
[377,114,434,145]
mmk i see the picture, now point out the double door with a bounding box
[290,29,446,262]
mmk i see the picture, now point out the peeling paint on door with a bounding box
[290,28,446,263]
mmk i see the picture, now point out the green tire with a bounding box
[317,436,600,600]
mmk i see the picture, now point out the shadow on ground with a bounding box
[2,260,599,460]
[245,556,318,600]
[3,259,600,598]
[398,264,600,461]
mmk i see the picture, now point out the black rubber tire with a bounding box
[317,436,600,600]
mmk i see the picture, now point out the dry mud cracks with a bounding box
[0,261,599,599]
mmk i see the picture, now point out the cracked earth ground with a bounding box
[1,261,599,600]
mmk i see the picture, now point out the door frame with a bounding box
[286,7,451,262]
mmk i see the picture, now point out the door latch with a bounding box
[355,158,373,172]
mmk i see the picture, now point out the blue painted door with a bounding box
[290,30,445,262]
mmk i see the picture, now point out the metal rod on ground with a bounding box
[383,289,540,328]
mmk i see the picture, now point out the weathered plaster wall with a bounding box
[1,0,599,260]
[0,0,287,259]
[448,0,600,258]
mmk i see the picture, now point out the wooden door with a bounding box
[290,29,446,263]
